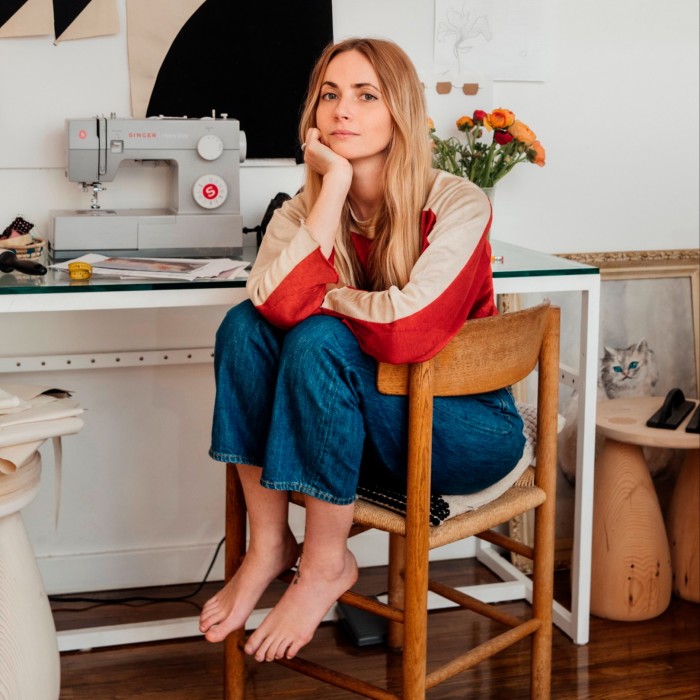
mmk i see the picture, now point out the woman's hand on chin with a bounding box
[304,128,353,183]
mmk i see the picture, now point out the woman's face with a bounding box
[315,49,393,165]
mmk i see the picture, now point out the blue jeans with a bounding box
[210,301,525,505]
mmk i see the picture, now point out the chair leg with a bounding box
[530,307,558,700]
[223,463,248,700]
[388,533,429,699]
[387,533,405,651]
[401,546,428,700]
[530,500,555,699]
[401,526,429,699]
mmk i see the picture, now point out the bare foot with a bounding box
[199,533,299,643]
[244,548,358,662]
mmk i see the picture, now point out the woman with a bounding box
[198,37,525,663]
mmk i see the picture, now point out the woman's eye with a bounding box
[360,93,378,102]
[321,92,337,101]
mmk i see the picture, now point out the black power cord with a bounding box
[48,536,225,609]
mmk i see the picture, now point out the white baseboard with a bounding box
[38,533,478,595]
[38,542,228,595]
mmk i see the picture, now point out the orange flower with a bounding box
[427,117,435,132]
[488,108,515,130]
[429,107,545,187]
[528,140,546,167]
[509,120,537,146]
[456,115,474,131]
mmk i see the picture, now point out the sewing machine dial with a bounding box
[193,174,228,209]
[196,133,225,161]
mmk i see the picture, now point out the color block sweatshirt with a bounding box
[247,170,496,364]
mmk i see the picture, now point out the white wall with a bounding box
[1,0,697,253]
[1,0,698,593]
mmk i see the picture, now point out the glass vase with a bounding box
[481,187,496,206]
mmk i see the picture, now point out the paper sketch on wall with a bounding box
[433,0,547,81]
[126,0,207,119]
[0,0,52,36]
[53,0,118,43]
[0,0,118,40]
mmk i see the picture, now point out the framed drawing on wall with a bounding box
[510,248,700,572]
[563,249,699,399]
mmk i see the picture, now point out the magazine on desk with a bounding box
[52,254,249,280]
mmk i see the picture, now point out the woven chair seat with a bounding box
[290,466,541,549]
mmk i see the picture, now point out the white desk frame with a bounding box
[489,272,600,646]
[0,243,600,648]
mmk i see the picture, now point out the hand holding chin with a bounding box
[304,128,352,183]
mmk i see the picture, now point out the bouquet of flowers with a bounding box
[429,109,546,189]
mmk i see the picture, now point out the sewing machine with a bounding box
[48,115,246,261]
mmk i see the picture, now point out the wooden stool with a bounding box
[0,453,61,700]
[591,397,699,621]
[667,447,700,602]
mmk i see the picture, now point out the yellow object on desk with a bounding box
[67,261,92,280]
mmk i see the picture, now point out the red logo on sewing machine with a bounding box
[202,183,220,200]
[79,130,87,139]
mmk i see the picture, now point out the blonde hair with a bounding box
[298,37,432,291]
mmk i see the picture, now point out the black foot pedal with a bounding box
[337,598,387,647]
[647,388,695,430]
[686,403,700,434]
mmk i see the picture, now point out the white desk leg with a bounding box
[570,281,600,645]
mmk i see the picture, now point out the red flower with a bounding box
[493,130,514,145]
[473,110,488,124]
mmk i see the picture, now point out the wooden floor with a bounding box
[53,560,700,699]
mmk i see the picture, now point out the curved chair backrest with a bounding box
[377,301,555,397]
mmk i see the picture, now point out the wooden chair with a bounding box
[223,301,560,699]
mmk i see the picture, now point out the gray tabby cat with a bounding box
[558,339,678,483]
[598,339,658,399]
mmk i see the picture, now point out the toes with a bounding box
[244,632,261,657]
[263,642,278,663]
[255,643,269,663]
[248,631,280,663]
[285,632,311,660]
[283,640,299,660]
[269,638,293,662]
[204,625,227,643]
[198,606,222,633]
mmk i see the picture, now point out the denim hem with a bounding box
[208,449,261,466]
[259,478,356,506]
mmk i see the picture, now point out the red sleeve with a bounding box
[324,239,496,364]
[254,248,339,330]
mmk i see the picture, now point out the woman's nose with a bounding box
[333,96,352,119]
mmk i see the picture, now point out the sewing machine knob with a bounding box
[196,134,224,161]
[193,174,228,209]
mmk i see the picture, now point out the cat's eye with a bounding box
[613,366,622,373]
[628,361,639,370]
